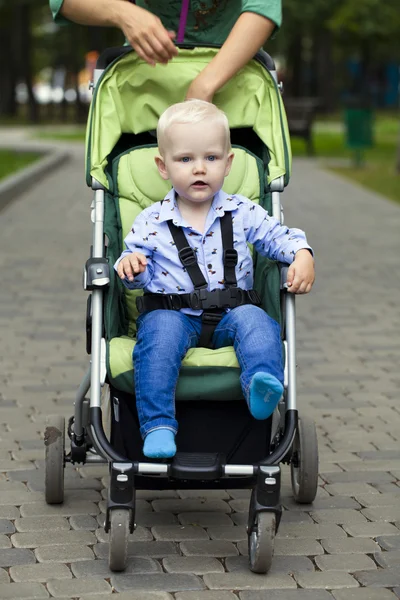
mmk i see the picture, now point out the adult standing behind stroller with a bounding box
[49,0,282,102]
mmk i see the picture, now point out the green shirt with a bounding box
[50,0,281,44]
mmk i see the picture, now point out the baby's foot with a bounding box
[143,428,176,458]
[249,372,283,420]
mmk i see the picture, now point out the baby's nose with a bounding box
[193,160,206,173]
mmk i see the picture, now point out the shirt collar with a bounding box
[159,188,237,226]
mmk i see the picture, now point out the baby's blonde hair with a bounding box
[157,99,231,155]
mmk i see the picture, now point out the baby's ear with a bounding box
[154,155,169,180]
[224,151,234,177]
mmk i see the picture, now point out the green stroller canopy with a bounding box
[86,47,291,189]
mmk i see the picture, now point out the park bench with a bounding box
[283,97,319,156]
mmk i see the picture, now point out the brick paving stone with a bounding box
[353,568,400,587]
[321,537,380,554]
[9,563,72,582]
[315,554,376,572]
[394,589,400,599]
[111,573,205,593]
[294,572,359,589]
[343,523,400,538]
[123,512,179,527]
[310,509,367,524]
[356,493,400,508]
[324,483,379,496]
[47,577,112,597]
[207,526,247,542]
[180,540,238,557]
[0,582,49,599]
[136,490,180,500]
[35,544,94,562]
[225,555,314,574]
[71,557,161,577]
[0,534,11,549]
[239,592,334,600]
[0,519,15,534]
[70,515,99,530]
[320,472,395,484]
[94,541,178,559]
[0,568,9,583]
[175,593,237,600]
[177,490,231,500]
[163,556,224,574]
[0,506,20,519]
[178,513,234,527]
[14,517,70,532]
[278,512,314,524]
[0,548,36,567]
[11,530,97,547]
[376,535,400,550]
[20,500,100,517]
[374,550,400,568]
[152,525,209,541]
[0,481,27,491]
[277,523,347,540]
[362,507,400,522]
[203,572,297,590]
[332,590,398,600]
[80,594,173,600]
[282,497,361,511]
[152,499,230,513]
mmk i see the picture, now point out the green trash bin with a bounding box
[344,99,374,167]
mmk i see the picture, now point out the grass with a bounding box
[292,113,400,204]
[35,130,86,142]
[0,150,42,181]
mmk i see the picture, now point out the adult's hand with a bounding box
[118,3,178,66]
[185,74,215,102]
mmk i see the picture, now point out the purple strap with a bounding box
[176,0,190,43]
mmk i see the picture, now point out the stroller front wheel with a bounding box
[248,511,275,574]
[109,508,131,571]
[291,416,319,504]
[44,415,65,504]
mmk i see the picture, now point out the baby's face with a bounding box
[157,120,233,205]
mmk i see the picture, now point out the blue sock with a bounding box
[143,428,176,459]
[249,372,283,420]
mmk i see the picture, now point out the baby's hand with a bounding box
[117,252,147,282]
[286,249,315,294]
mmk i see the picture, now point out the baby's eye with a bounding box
[206,155,216,161]
[180,157,191,163]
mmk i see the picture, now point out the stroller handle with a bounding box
[95,44,276,72]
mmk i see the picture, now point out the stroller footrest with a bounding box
[170,452,225,480]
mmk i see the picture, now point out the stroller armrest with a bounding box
[279,263,289,290]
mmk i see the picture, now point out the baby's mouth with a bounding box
[192,180,208,187]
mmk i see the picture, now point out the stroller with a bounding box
[44,45,319,574]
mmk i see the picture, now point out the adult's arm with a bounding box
[51,0,177,65]
[186,10,279,101]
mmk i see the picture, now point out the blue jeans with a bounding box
[133,305,283,438]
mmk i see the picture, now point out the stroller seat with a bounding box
[106,145,281,400]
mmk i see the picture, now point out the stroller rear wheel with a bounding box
[291,416,319,504]
[44,415,65,504]
[248,511,275,573]
[109,508,131,571]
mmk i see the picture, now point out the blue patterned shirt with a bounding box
[115,189,312,315]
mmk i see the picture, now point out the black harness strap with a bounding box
[167,221,207,290]
[220,212,238,288]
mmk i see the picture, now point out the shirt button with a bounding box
[207,263,212,269]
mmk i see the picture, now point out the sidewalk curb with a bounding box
[0,148,71,213]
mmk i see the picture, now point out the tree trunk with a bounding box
[313,29,335,112]
[0,7,18,117]
[19,2,39,123]
[286,34,303,97]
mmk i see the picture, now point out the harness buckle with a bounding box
[178,246,198,267]
[168,294,183,310]
[223,249,238,267]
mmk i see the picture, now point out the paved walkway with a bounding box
[0,133,400,600]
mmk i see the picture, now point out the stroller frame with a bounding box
[44,47,318,574]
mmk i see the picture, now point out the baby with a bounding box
[115,100,315,458]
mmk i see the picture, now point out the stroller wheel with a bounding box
[291,416,319,504]
[248,511,275,574]
[44,415,65,504]
[109,509,131,572]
